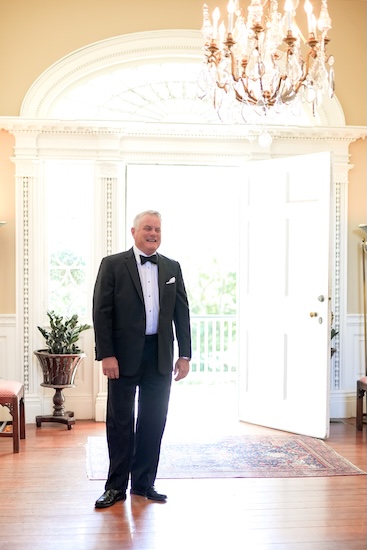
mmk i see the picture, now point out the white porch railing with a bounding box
[180,315,238,383]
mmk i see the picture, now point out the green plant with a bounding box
[331,327,339,340]
[331,326,339,358]
[37,310,91,354]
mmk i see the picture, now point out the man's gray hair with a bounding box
[133,210,161,229]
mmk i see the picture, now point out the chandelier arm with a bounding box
[234,80,258,105]
[228,50,260,104]
[267,75,288,105]
[217,81,229,92]
[207,51,222,65]
[300,48,317,85]
[229,50,247,82]
[207,39,222,65]
[229,50,241,83]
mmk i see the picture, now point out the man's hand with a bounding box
[173,357,190,382]
[102,356,119,379]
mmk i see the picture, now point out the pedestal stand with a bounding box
[36,384,76,430]
[34,351,86,430]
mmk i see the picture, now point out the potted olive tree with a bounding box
[34,310,91,429]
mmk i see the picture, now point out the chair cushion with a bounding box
[0,380,23,398]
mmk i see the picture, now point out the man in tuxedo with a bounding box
[93,210,191,508]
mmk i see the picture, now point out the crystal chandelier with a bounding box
[197,0,335,121]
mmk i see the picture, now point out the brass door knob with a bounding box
[310,312,318,317]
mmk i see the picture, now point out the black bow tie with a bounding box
[140,254,158,265]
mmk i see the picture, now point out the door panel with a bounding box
[238,152,332,439]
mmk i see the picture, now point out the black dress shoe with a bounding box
[95,489,126,509]
[130,486,167,502]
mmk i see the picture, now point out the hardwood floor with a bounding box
[0,392,366,549]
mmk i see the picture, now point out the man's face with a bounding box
[131,214,161,255]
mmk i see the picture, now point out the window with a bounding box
[44,161,94,318]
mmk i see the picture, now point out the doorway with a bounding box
[125,163,241,437]
[125,153,333,440]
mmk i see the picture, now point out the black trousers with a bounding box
[105,335,172,493]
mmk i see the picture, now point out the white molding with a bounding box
[0,314,17,382]
[20,30,205,119]
[95,392,107,422]
[0,314,16,326]
[330,391,357,419]
[1,118,366,143]
[345,314,366,382]
[22,393,41,424]
[16,29,346,127]
[39,390,94,418]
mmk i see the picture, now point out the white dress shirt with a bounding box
[133,246,159,335]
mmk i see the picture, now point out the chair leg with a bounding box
[0,383,25,453]
[12,397,20,453]
[20,397,26,440]
[356,380,365,431]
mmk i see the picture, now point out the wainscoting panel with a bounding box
[0,315,17,380]
[0,314,364,422]
[0,315,17,421]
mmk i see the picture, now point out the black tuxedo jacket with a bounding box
[93,248,191,375]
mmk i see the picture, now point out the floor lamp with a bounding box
[358,224,367,376]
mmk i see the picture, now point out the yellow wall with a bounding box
[0,0,366,313]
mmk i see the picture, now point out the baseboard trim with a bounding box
[330,390,358,419]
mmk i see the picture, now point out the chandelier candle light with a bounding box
[198,0,335,121]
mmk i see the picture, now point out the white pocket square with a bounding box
[166,277,176,285]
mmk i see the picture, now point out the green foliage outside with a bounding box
[185,258,237,376]
[49,250,87,317]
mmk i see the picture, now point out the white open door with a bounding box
[238,152,332,439]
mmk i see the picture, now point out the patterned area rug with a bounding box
[86,434,366,479]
